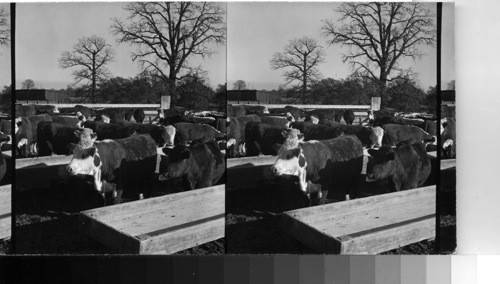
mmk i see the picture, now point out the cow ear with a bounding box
[367,148,377,156]
[74,130,81,138]
[281,130,288,138]
[298,133,304,142]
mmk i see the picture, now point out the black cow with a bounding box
[51,115,80,128]
[0,132,9,182]
[176,115,216,127]
[133,108,146,124]
[271,129,363,205]
[319,119,382,148]
[96,108,134,122]
[343,109,355,125]
[160,139,225,190]
[15,114,52,157]
[441,118,456,159]
[227,114,261,157]
[284,106,306,121]
[37,121,79,156]
[366,141,432,192]
[423,120,437,136]
[288,121,343,141]
[382,124,435,146]
[0,119,11,135]
[113,120,170,147]
[305,109,337,121]
[215,118,228,133]
[259,116,290,128]
[79,120,133,140]
[334,110,344,123]
[67,130,157,203]
[245,122,285,156]
[166,122,226,146]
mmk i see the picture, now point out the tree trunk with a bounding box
[302,54,307,101]
[91,52,96,103]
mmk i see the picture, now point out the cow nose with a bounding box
[271,166,277,174]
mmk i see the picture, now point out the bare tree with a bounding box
[270,37,325,98]
[322,3,436,94]
[233,80,247,90]
[59,35,115,103]
[111,2,226,102]
[21,79,36,90]
[0,8,9,47]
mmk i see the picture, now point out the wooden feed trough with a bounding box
[0,184,11,240]
[79,184,225,254]
[279,185,436,254]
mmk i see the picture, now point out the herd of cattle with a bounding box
[15,104,226,204]
[12,103,456,208]
[227,104,455,205]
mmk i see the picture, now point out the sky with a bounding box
[227,2,450,91]
[0,3,10,88]
[15,2,226,89]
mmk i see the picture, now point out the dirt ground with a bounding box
[14,177,224,255]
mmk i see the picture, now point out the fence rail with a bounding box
[18,103,161,109]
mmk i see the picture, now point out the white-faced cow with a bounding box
[66,128,157,204]
[271,129,364,205]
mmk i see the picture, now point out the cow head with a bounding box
[271,129,308,193]
[366,146,396,181]
[159,145,191,180]
[66,144,104,193]
[74,128,97,149]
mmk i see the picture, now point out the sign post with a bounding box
[161,95,171,110]
[371,97,381,111]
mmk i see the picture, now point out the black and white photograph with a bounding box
[14,2,227,254]
[225,2,455,254]
[0,3,12,254]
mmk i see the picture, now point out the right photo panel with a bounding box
[226,2,453,254]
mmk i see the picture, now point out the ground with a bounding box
[14,177,224,255]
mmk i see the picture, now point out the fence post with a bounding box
[161,95,171,110]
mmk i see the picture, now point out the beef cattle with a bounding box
[0,119,11,135]
[334,110,343,123]
[33,104,59,115]
[15,104,36,118]
[382,124,435,146]
[284,106,306,121]
[343,109,355,125]
[96,108,134,122]
[259,116,290,128]
[113,120,171,147]
[441,118,456,159]
[133,108,146,124]
[79,120,133,140]
[423,120,437,136]
[305,109,337,121]
[366,141,432,192]
[176,115,216,127]
[288,121,343,141]
[66,129,157,203]
[159,139,225,190]
[227,105,246,117]
[165,122,226,146]
[215,118,228,133]
[227,114,261,157]
[318,119,383,148]
[244,122,285,156]
[161,107,189,125]
[37,121,79,156]
[0,132,9,182]
[271,129,363,204]
[51,115,80,128]
[15,114,52,157]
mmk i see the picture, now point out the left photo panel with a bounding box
[0,3,12,254]
[14,2,227,254]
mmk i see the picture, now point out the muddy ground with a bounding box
[14,177,224,255]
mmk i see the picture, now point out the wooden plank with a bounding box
[227,155,276,168]
[79,185,225,254]
[234,104,371,110]
[0,184,11,240]
[16,155,72,169]
[280,185,436,254]
[2,151,11,158]
[441,159,456,170]
[20,103,160,109]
